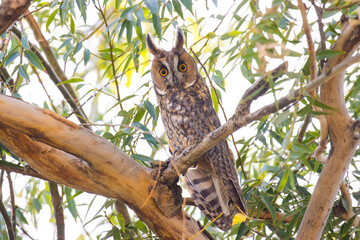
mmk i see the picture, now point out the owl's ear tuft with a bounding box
[175,27,185,50]
[146,33,162,55]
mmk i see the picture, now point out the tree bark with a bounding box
[0,95,208,240]
[0,0,32,35]
[296,17,360,240]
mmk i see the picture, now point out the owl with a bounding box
[146,27,247,231]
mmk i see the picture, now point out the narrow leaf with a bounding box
[24,50,45,71]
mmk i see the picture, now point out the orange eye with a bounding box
[159,68,168,76]
[179,63,187,72]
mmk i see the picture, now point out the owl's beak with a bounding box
[173,77,180,87]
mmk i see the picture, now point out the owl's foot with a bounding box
[149,158,182,217]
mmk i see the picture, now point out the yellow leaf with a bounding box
[232,213,248,225]
[125,70,133,88]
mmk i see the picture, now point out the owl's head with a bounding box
[146,27,198,96]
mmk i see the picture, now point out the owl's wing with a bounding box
[182,165,236,231]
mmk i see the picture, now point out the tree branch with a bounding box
[296,13,360,240]
[0,97,209,240]
[0,0,32,35]
[49,183,65,240]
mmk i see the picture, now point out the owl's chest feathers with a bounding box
[158,87,217,147]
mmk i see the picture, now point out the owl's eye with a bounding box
[159,68,168,76]
[179,63,187,72]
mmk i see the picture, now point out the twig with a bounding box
[0,162,50,181]
[0,200,16,240]
[6,172,16,239]
[94,0,123,110]
[49,182,65,240]
[325,0,360,11]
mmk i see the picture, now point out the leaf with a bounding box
[112,226,121,240]
[24,50,45,71]
[221,30,241,40]
[21,34,30,50]
[316,49,345,60]
[232,213,247,225]
[277,165,290,192]
[84,48,90,65]
[144,100,157,122]
[4,51,20,66]
[131,154,153,162]
[152,14,161,38]
[46,8,59,31]
[313,99,336,110]
[172,0,184,19]
[19,65,29,81]
[179,0,192,14]
[135,220,148,233]
[70,15,75,34]
[32,198,41,212]
[145,0,159,14]
[260,195,276,224]
[235,222,247,240]
[206,32,216,39]
[57,77,83,85]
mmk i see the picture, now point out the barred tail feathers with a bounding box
[183,168,236,231]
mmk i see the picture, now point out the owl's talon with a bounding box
[173,145,187,156]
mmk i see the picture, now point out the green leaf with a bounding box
[84,48,90,65]
[152,14,161,38]
[206,32,216,39]
[21,34,30,50]
[135,220,148,233]
[4,51,20,66]
[313,99,336,110]
[260,195,276,224]
[172,0,184,19]
[277,165,290,192]
[131,154,153,162]
[112,226,121,240]
[46,8,59,31]
[316,49,345,60]
[179,0,192,14]
[144,100,158,121]
[57,77,83,85]
[145,0,159,14]
[70,15,75,34]
[32,198,41,212]
[221,30,241,40]
[16,208,28,224]
[19,65,29,80]
[211,88,219,113]
[24,50,45,71]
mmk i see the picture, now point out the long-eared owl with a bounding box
[146,27,247,231]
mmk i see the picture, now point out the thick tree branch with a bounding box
[0,97,209,240]
[0,0,32,35]
[296,15,360,240]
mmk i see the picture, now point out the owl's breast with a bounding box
[159,89,220,147]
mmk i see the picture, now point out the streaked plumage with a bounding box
[146,27,247,231]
